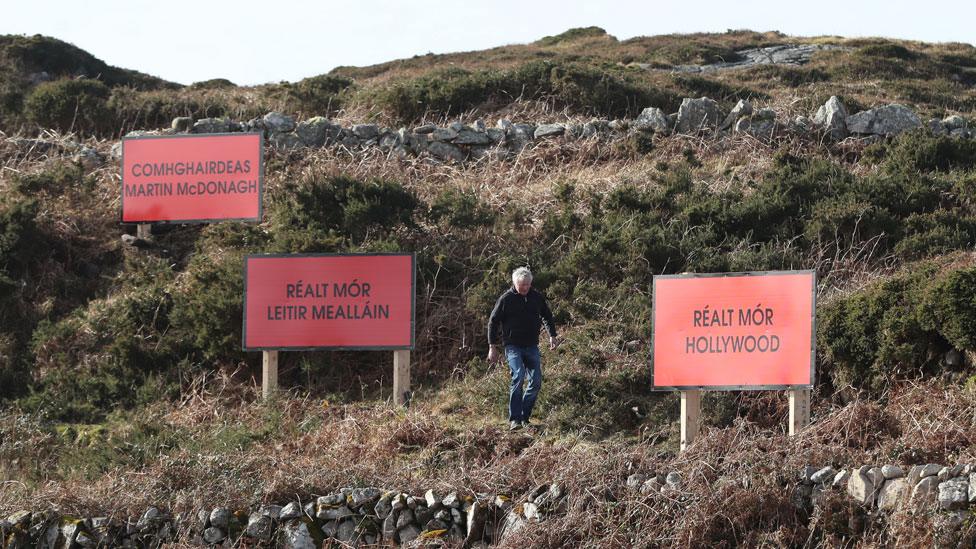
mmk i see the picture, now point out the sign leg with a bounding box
[788,389,810,435]
[393,350,411,406]
[136,223,152,240]
[263,350,278,399]
[680,390,701,451]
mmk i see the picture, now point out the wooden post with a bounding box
[393,350,411,406]
[788,389,810,436]
[262,350,278,399]
[680,389,701,451]
[136,223,152,240]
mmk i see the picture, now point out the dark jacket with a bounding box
[488,288,557,347]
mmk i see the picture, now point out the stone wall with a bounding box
[100,95,976,167]
[5,462,973,547]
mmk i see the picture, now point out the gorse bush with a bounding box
[375,60,677,123]
[271,175,419,252]
[23,78,112,135]
[819,257,976,394]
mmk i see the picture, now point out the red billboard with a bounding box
[243,254,415,350]
[651,271,816,390]
[121,133,263,223]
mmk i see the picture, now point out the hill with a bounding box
[1,28,976,547]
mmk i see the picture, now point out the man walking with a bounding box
[487,267,558,430]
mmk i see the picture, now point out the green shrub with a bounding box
[271,175,419,251]
[818,260,976,394]
[535,27,610,46]
[375,60,676,123]
[24,257,178,422]
[169,250,245,362]
[427,189,495,229]
[871,130,976,173]
[270,74,354,114]
[23,78,112,134]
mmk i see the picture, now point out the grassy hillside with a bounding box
[1,28,976,547]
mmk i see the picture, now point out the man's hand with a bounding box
[487,345,500,363]
[549,336,559,350]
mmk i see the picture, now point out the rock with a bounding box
[911,475,940,505]
[203,526,225,544]
[430,127,459,142]
[171,117,193,132]
[832,469,851,487]
[269,132,303,149]
[948,464,967,478]
[581,119,610,137]
[336,519,357,543]
[320,505,354,521]
[413,123,437,134]
[813,96,848,141]
[943,115,967,130]
[192,117,231,134]
[846,104,921,136]
[950,128,971,139]
[938,478,970,510]
[920,463,943,478]
[472,120,487,132]
[534,124,566,138]
[877,478,907,510]
[847,465,876,505]
[867,467,885,488]
[396,509,415,529]
[635,107,671,133]
[640,477,663,494]
[321,520,338,538]
[75,531,96,548]
[881,465,904,479]
[296,116,340,147]
[735,114,776,138]
[522,502,541,522]
[627,473,647,489]
[279,502,303,521]
[608,119,629,131]
[485,128,505,143]
[392,493,409,512]
[245,513,273,540]
[664,471,682,490]
[282,521,316,549]
[441,492,460,508]
[264,112,296,133]
[970,472,976,503]
[427,141,465,162]
[398,524,421,543]
[374,496,394,520]
[451,507,463,524]
[349,123,378,141]
[792,115,814,132]
[350,488,382,509]
[720,100,753,130]
[798,466,819,485]
[496,509,527,543]
[425,518,450,531]
[258,504,282,520]
[464,500,486,544]
[675,97,723,133]
[810,467,836,484]
[928,118,947,135]
[406,496,419,509]
[496,119,513,132]
[382,511,398,539]
[454,129,492,145]
[137,507,164,532]
[71,146,103,170]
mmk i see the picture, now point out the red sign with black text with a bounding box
[651,271,816,390]
[121,133,263,223]
[243,254,415,350]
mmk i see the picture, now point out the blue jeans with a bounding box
[506,345,542,422]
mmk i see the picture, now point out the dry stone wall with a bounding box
[99,95,975,168]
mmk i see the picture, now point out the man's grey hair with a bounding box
[512,267,533,284]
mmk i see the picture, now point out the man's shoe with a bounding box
[521,419,532,427]
[509,420,523,431]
